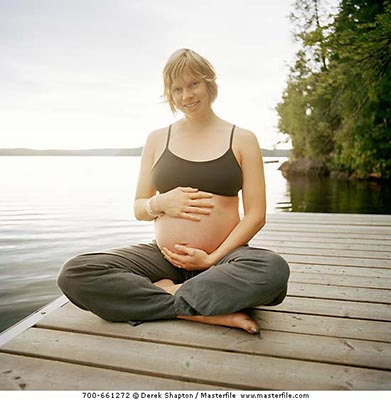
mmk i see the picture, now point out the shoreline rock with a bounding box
[279,159,388,181]
[278,159,328,178]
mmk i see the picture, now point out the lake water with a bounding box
[1,156,390,333]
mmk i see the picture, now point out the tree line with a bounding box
[276,0,391,179]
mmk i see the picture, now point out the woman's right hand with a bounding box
[155,187,214,221]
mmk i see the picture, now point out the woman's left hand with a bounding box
[161,244,213,271]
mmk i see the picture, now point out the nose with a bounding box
[182,87,194,100]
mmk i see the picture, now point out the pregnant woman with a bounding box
[57,49,290,334]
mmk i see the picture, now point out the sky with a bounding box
[1,0,318,150]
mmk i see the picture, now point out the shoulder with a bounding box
[235,126,257,141]
[144,126,170,150]
[146,126,169,142]
[216,118,259,145]
[231,126,262,166]
[140,126,170,162]
[232,126,261,152]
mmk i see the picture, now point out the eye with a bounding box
[192,82,200,86]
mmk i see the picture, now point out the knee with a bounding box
[56,254,85,292]
[243,250,289,295]
[243,251,290,306]
[265,251,290,291]
[268,251,290,285]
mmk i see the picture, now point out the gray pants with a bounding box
[57,241,290,324]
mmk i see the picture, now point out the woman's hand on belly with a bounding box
[155,187,214,221]
[160,243,213,271]
[155,195,240,255]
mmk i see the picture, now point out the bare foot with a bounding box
[153,279,175,289]
[152,280,259,334]
[178,312,260,334]
[163,284,182,295]
[153,279,182,295]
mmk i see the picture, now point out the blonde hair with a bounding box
[163,48,218,113]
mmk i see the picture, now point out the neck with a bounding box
[182,108,218,130]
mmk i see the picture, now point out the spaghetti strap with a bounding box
[165,125,172,149]
[229,125,236,147]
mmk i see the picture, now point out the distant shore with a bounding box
[0,148,143,157]
[279,158,388,181]
[0,147,291,157]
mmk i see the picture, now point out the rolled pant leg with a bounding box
[57,242,185,322]
[174,245,290,316]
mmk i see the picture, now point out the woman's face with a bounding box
[170,71,210,116]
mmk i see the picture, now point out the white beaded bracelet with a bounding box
[145,196,163,218]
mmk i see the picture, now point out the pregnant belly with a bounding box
[154,195,240,254]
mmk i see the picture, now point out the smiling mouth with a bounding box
[184,101,200,109]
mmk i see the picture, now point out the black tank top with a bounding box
[152,125,242,196]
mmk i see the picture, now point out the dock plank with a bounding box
[287,282,391,303]
[1,211,391,390]
[289,264,391,279]
[262,224,391,235]
[253,238,391,252]
[33,305,391,371]
[261,297,391,321]
[289,271,391,289]
[282,254,391,268]
[0,353,225,390]
[38,302,391,343]
[2,328,391,390]
[253,310,391,343]
[267,212,391,222]
[266,216,391,226]
[257,230,391,241]
[253,244,391,260]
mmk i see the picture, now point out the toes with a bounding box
[243,317,260,334]
[244,325,260,334]
[232,313,260,334]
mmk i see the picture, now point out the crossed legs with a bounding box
[57,242,290,334]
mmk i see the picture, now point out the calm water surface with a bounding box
[1,156,390,332]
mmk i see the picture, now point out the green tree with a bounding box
[276,51,311,158]
[277,0,391,179]
[277,0,337,162]
[330,0,391,178]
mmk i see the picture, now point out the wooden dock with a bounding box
[1,212,391,390]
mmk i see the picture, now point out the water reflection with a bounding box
[281,176,391,214]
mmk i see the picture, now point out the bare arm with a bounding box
[133,130,159,221]
[208,129,266,264]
